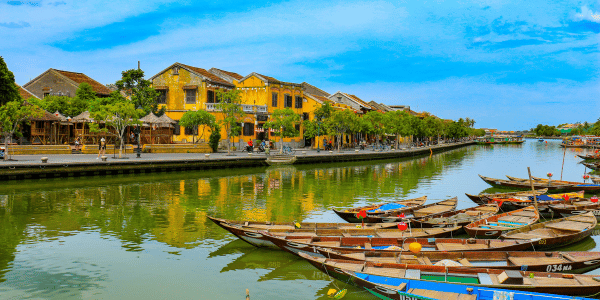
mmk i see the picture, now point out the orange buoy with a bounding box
[409,242,422,254]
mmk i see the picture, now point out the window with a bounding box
[207,90,215,103]
[303,113,309,120]
[243,123,254,136]
[172,66,179,75]
[271,93,278,107]
[43,92,50,98]
[185,89,196,104]
[157,90,167,104]
[184,126,197,135]
[295,124,300,132]
[173,121,180,135]
[295,96,303,108]
[284,94,292,108]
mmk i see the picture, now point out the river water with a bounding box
[1,139,600,299]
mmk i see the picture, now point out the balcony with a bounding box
[205,103,267,113]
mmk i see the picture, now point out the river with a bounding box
[1,139,599,299]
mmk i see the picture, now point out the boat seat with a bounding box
[459,258,473,266]
[405,269,420,279]
[421,256,433,265]
[365,242,372,250]
[477,273,494,285]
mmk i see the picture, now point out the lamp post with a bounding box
[135,125,141,158]
[317,120,320,153]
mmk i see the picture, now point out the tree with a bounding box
[362,111,386,145]
[0,56,19,107]
[324,109,359,152]
[115,69,164,116]
[0,99,43,160]
[208,124,221,152]
[27,83,92,117]
[215,89,244,155]
[89,92,142,158]
[179,110,216,143]
[384,110,413,149]
[264,108,302,154]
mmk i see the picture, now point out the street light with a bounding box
[134,125,141,158]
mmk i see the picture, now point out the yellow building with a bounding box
[150,63,250,145]
[229,73,314,148]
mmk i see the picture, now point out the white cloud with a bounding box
[573,6,600,23]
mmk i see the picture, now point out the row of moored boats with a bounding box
[209,174,600,300]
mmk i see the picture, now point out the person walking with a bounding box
[74,136,81,151]
[97,137,106,159]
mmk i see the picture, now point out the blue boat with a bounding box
[299,252,600,299]
[349,270,594,300]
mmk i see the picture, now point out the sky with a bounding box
[1,0,599,130]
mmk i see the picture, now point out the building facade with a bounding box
[23,69,111,99]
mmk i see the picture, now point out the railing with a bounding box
[205,103,267,113]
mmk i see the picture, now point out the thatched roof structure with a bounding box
[157,114,176,128]
[72,111,93,123]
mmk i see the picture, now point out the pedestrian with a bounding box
[130,132,135,144]
[74,136,80,151]
[97,137,106,159]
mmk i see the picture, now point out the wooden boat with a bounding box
[362,197,458,223]
[265,234,533,257]
[464,206,539,238]
[550,200,600,220]
[213,221,462,248]
[490,190,585,217]
[506,175,600,192]
[591,176,600,184]
[299,252,600,297]
[479,174,581,192]
[312,250,600,274]
[578,154,600,160]
[265,154,296,165]
[582,161,600,171]
[513,175,600,188]
[465,188,547,205]
[208,216,409,233]
[501,212,597,250]
[410,204,499,231]
[299,252,600,300]
[332,196,427,223]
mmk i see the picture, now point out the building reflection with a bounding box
[0,147,473,282]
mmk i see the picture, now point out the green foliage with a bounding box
[209,125,221,152]
[215,89,244,154]
[0,56,20,106]
[361,111,385,137]
[533,124,560,136]
[324,109,359,152]
[302,119,319,139]
[26,83,92,117]
[0,98,44,159]
[179,110,216,143]
[115,69,163,116]
[89,91,142,157]
[264,108,302,153]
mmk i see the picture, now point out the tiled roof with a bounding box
[347,94,373,110]
[255,73,281,83]
[211,68,243,80]
[54,69,112,95]
[16,84,38,99]
[180,64,233,86]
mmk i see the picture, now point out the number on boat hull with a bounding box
[546,264,572,272]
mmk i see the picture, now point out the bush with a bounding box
[209,130,221,152]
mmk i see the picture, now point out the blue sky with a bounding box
[1,0,599,130]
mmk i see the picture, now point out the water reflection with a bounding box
[3,141,598,299]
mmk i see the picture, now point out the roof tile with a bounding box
[54,69,112,95]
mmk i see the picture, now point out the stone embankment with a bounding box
[0,141,475,181]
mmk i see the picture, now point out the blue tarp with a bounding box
[367,203,405,213]
[528,195,563,201]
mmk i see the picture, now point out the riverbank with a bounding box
[0,141,475,180]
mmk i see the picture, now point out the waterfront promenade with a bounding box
[0,141,474,180]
